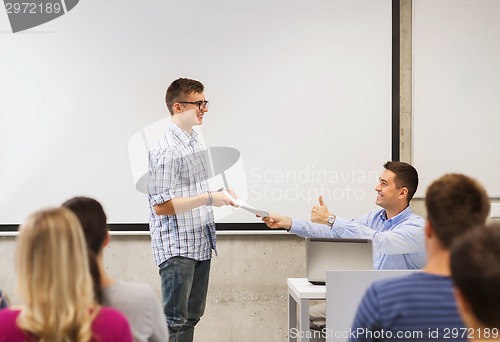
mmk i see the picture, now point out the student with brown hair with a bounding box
[63,196,169,342]
[451,222,500,341]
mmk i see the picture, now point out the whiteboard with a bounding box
[0,0,392,225]
[413,0,500,197]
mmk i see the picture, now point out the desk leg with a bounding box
[299,298,310,342]
[288,293,297,342]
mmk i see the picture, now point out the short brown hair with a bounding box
[383,161,419,202]
[425,174,490,248]
[451,223,500,328]
[165,78,204,115]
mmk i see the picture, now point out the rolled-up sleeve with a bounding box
[148,149,179,207]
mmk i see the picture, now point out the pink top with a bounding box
[0,307,133,341]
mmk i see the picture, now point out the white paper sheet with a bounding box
[221,191,270,217]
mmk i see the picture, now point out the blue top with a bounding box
[148,123,216,265]
[348,272,466,342]
[289,206,426,269]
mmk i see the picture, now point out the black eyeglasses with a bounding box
[178,100,209,110]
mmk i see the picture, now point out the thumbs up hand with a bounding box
[311,195,332,225]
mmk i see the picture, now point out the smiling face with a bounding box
[178,91,208,126]
[374,169,406,211]
[170,91,209,133]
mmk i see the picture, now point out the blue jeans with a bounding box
[159,256,211,342]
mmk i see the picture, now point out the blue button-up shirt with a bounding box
[289,206,426,269]
[148,123,216,266]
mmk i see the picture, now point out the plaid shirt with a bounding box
[148,122,216,266]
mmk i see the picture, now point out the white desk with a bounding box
[287,278,326,342]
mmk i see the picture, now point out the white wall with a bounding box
[0,0,392,225]
[412,0,500,197]
[0,1,409,341]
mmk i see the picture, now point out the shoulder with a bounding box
[402,207,425,223]
[369,272,453,305]
[94,306,130,326]
[150,135,177,159]
[117,280,153,291]
[94,307,132,333]
[0,308,20,326]
[101,283,164,340]
[364,272,422,299]
[0,309,26,340]
[149,134,184,162]
[103,282,160,314]
[104,281,156,301]
[389,207,425,229]
[93,307,133,341]
[0,308,19,317]
[364,208,385,222]
[371,272,425,290]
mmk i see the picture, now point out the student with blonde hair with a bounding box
[0,207,133,342]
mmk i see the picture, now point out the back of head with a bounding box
[62,196,108,255]
[62,196,108,304]
[451,223,500,328]
[16,207,96,342]
[165,78,204,115]
[425,174,490,248]
[383,161,419,202]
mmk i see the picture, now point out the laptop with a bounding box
[306,238,373,285]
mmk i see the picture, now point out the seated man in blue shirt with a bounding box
[263,161,425,336]
[263,161,426,270]
[349,174,490,342]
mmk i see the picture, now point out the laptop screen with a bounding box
[306,238,374,285]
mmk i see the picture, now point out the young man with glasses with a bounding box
[148,78,237,342]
